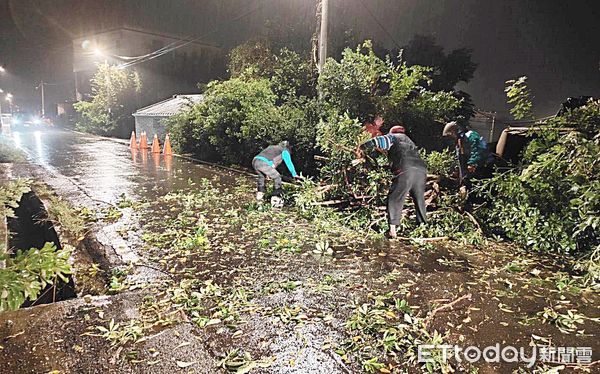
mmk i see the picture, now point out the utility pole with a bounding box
[489,112,496,142]
[318,0,329,73]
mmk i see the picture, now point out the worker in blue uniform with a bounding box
[442,121,492,183]
[252,141,299,208]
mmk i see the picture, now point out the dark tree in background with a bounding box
[227,40,276,79]
[401,35,478,123]
[402,35,477,92]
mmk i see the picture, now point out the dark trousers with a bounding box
[253,159,282,196]
[388,167,427,225]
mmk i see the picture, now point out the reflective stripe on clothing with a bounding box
[362,135,394,151]
[254,156,274,167]
[254,148,298,177]
[281,149,298,178]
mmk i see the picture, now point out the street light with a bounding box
[0,66,5,73]
[93,48,105,58]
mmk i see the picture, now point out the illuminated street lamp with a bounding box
[93,48,105,58]
[0,66,5,73]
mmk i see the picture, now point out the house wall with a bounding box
[134,116,168,143]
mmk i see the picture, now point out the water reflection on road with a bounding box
[2,128,238,204]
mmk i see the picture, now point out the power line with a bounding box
[38,81,68,86]
[354,0,403,51]
[117,0,267,69]
[113,31,203,61]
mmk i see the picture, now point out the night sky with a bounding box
[1,0,598,117]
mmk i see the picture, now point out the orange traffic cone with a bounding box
[129,131,138,149]
[163,133,173,155]
[151,134,161,153]
[139,131,148,149]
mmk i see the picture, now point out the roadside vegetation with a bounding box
[478,91,600,284]
[0,241,72,311]
[74,62,142,136]
[0,178,73,311]
[165,38,599,287]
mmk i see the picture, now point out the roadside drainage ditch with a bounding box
[6,191,77,307]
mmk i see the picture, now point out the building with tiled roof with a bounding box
[133,94,203,140]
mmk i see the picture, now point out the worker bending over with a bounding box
[252,141,299,208]
[358,126,427,239]
[442,121,492,184]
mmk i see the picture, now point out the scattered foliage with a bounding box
[421,149,455,177]
[217,349,274,373]
[94,318,144,347]
[0,242,72,311]
[33,182,87,241]
[339,292,451,373]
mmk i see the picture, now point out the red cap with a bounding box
[388,125,405,134]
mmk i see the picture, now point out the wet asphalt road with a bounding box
[3,127,239,204]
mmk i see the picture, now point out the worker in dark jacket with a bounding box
[358,126,427,239]
[252,141,299,208]
[442,121,492,183]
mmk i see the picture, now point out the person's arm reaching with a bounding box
[282,149,298,177]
